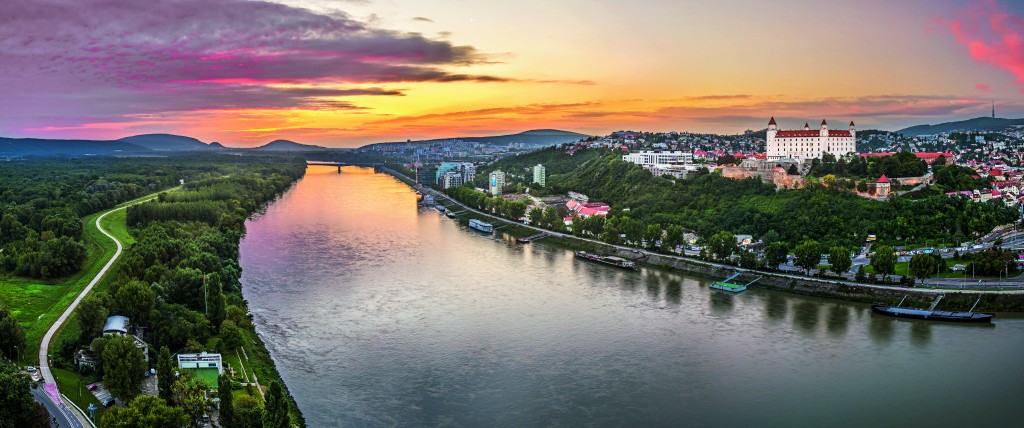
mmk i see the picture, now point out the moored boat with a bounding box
[871,296,994,323]
[468,219,493,233]
[709,272,759,293]
[574,250,637,270]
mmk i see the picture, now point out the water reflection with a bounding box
[869,314,895,344]
[793,302,820,333]
[910,321,932,347]
[708,291,734,315]
[765,292,787,323]
[664,278,682,306]
[826,305,850,338]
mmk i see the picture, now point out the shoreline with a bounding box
[378,166,1024,313]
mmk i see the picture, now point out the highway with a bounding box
[31,385,83,428]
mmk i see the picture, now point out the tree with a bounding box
[207,274,227,333]
[855,265,867,282]
[871,245,897,282]
[909,253,937,283]
[707,231,738,261]
[793,240,821,275]
[787,164,799,175]
[662,225,685,253]
[234,395,264,428]
[113,280,155,326]
[220,320,243,352]
[761,230,780,246]
[157,346,174,402]
[102,335,147,401]
[739,250,760,269]
[219,374,235,428]
[0,307,26,361]
[0,361,51,428]
[528,207,543,225]
[172,373,210,428]
[764,242,789,270]
[99,396,188,428]
[77,293,109,343]
[262,381,290,428]
[643,224,662,249]
[828,246,852,276]
[822,174,836,188]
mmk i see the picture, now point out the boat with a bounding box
[516,232,549,243]
[423,194,434,205]
[709,272,761,293]
[468,219,494,233]
[435,204,445,212]
[574,251,638,270]
[446,210,457,218]
[871,295,994,323]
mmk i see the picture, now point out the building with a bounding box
[622,150,694,166]
[435,162,476,185]
[440,170,464,189]
[533,164,546,187]
[489,170,506,196]
[875,175,891,199]
[566,199,610,218]
[416,166,437,185]
[101,315,149,362]
[177,352,223,389]
[766,117,856,162]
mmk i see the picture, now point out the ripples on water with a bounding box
[241,166,1024,427]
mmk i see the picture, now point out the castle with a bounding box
[766,117,856,161]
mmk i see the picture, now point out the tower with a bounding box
[993,100,996,119]
[819,119,828,137]
[849,121,856,139]
[767,117,777,139]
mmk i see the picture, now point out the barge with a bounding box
[574,251,638,270]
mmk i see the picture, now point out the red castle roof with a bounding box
[774,130,852,138]
[877,175,890,184]
[768,117,777,125]
[821,119,828,126]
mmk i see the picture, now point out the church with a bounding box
[765,117,856,161]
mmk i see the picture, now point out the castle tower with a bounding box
[849,121,856,139]
[820,119,829,136]
[803,122,810,130]
[767,117,777,140]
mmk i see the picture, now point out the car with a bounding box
[87,383,99,391]
[24,366,36,373]
[102,398,115,407]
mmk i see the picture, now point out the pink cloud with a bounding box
[939,1,1024,86]
[976,83,992,91]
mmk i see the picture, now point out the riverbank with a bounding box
[380,167,1024,312]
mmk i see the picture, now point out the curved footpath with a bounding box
[37,191,165,427]
[383,168,1024,297]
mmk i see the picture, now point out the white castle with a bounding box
[766,117,856,161]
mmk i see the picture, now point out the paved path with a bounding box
[387,168,1024,296]
[37,191,165,427]
[32,385,83,428]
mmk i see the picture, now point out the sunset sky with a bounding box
[1,0,1023,147]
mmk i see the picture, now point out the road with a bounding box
[36,191,164,427]
[32,385,83,428]
[390,168,1024,295]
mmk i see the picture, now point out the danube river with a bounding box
[241,166,1024,427]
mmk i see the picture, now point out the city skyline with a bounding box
[1,0,1023,147]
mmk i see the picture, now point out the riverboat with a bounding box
[574,251,637,270]
[469,219,494,233]
[871,295,993,323]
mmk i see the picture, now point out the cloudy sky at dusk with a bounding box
[1,0,1023,147]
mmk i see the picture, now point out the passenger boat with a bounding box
[468,219,494,233]
[574,251,637,270]
[871,295,994,323]
[423,194,434,205]
[446,210,457,218]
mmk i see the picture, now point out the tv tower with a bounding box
[992,99,996,119]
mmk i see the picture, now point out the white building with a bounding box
[622,150,694,166]
[440,171,464,189]
[489,170,506,196]
[766,117,856,161]
[532,164,546,187]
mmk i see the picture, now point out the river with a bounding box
[240,166,1024,427]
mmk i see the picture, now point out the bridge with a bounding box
[306,161,381,173]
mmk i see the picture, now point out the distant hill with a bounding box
[119,134,217,151]
[209,142,225,149]
[897,117,1024,136]
[363,129,590,150]
[0,137,150,156]
[254,139,328,151]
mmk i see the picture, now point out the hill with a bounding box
[0,137,150,156]
[254,139,328,151]
[897,117,1024,136]
[119,134,217,151]
[364,129,590,150]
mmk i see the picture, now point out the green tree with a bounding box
[99,396,188,428]
[234,395,264,428]
[643,224,662,249]
[77,293,109,343]
[262,381,290,428]
[220,320,243,352]
[157,346,174,402]
[172,373,210,428]
[207,274,226,333]
[871,245,897,282]
[761,230,781,246]
[739,250,760,269]
[219,374,235,428]
[828,246,852,276]
[0,360,51,428]
[794,240,821,275]
[855,265,867,282]
[527,207,543,225]
[764,242,789,270]
[0,307,26,361]
[102,335,147,401]
[113,280,156,326]
[909,253,937,283]
[707,231,738,261]
[662,225,685,252]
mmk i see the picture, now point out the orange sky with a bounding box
[2,0,1022,147]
